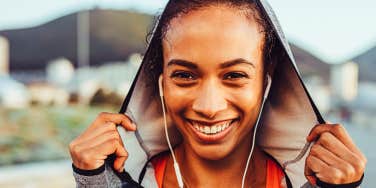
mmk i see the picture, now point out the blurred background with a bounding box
[0,0,375,187]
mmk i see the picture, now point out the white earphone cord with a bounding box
[159,76,184,188]
[240,92,269,188]
[241,75,271,188]
[160,96,184,188]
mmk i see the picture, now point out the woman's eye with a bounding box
[170,71,196,80]
[224,72,248,80]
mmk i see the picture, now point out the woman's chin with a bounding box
[190,142,235,161]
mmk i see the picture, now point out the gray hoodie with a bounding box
[73,0,327,187]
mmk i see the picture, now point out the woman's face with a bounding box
[162,5,265,160]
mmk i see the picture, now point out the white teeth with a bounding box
[210,126,216,134]
[192,121,232,135]
[221,124,226,131]
[204,126,210,134]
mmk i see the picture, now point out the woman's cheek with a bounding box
[164,84,194,114]
[228,86,261,106]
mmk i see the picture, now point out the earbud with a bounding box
[158,74,164,97]
[264,74,272,100]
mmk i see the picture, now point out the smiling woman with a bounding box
[68,0,366,188]
[161,3,267,164]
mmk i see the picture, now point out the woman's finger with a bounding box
[310,143,346,167]
[78,130,119,148]
[113,145,128,172]
[78,122,117,143]
[307,124,357,153]
[79,138,128,170]
[305,155,346,185]
[306,155,329,174]
[316,132,357,164]
[98,138,128,162]
[94,112,136,131]
[310,143,360,182]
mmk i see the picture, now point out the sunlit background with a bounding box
[0,0,375,187]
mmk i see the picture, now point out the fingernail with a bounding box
[131,122,137,130]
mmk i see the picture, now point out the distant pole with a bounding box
[0,36,9,76]
[77,10,90,68]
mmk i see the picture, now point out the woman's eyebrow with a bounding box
[167,59,198,69]
[219,58,256,69]
[167,58,255,69]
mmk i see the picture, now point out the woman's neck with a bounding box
[173,137,267,188]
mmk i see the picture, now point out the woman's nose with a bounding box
[192,82,227,119]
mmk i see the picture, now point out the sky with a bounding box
[0,0,376,63]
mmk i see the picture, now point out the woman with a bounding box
[69,0,366,187]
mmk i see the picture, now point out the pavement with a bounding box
[0,160,75,188]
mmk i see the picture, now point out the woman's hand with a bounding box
[69,112,136,172]
[305,123,367,185]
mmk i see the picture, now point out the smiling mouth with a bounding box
[191,121,231,135]
[187,119,237,136]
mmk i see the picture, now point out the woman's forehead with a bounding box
[163,5,264,68]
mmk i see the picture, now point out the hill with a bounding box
[353,46,376,82]
[290,43,331,82]
[0,9,153,71]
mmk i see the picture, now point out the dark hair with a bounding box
[143,0,278,90]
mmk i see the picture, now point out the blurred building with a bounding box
[0,36,9,75]
[27,82,70,106]
[71,53,141,104]
[304,76,331,113]
[47,58,75,87]
[331,62,359,103]
[0,75,30,108]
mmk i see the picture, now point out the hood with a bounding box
[116,0,325,187]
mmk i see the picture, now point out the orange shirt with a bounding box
[151,154,285,188]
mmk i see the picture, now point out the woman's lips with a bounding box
[187,119,237,143]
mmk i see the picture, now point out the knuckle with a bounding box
[332,124,344,134]
[109,123,117,130]
[103,123,115,131]
[321,131,331,138]
[109,138,119,145]
[361,155,368,166]
[354,159,366,173]
[81,151,92,162]
[69,142,80,154]
[98,112,109,118]
[344,164,355,177]
[119,113,128,120]
[110,131,120,140]
[332,123,342,130]
[310,144,320,156]
[332,169,343,183]
[320,132,332,144]
[68,141,76,151]
[306,155,313,166]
